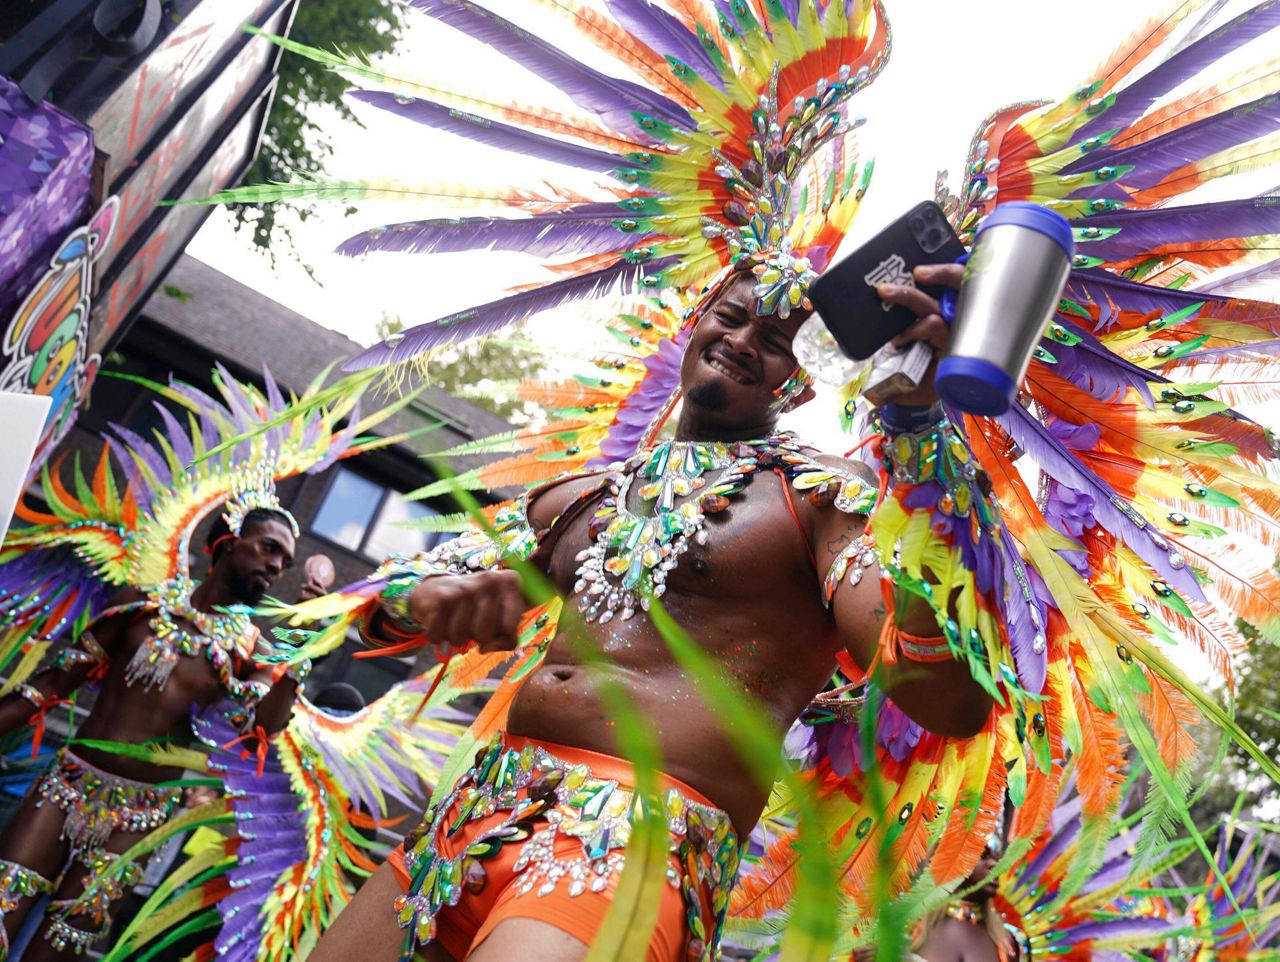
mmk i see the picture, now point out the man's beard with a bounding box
[228,570,267,605]
[685,379,729,413]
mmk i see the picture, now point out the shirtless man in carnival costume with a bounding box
[242,0,1280,959]
[0,502,321,960]
[315,261,989,962]
[0,369,393,959]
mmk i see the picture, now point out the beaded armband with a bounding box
[823,533,878,607]
[363,497,540,647]
[894,629,953,664]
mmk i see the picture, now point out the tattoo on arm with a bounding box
[825,533,852,557]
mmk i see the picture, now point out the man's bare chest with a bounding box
[542,472,812,602]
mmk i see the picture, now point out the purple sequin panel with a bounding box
[0,75,93,317]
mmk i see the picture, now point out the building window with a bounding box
[311,466,443,559]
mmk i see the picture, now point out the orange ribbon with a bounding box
[28,698,71,758]
[222,725,270,777]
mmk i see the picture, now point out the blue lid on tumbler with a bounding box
[975,201,1075,258]
[935,356,1016,416]
[935,202,1074,415]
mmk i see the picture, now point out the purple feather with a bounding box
[997,523,1048,694]
[606,0,724,88]
[151,401,195,470]
[109,423,172,489]
[1050,323,1161,406]
[344,257,676,371]
[1078,94,1280,191]
[593,329,687,464]
[410,0,693,135]
[260,366,289,451]
[1259,918,1280,948]
[309,401,364,475]
[337,203,652,260]
[1058,917,1176,942]
[350,91,630,174]
[262,365,286,413]
[1076,198,1280,262]
[1065,269,1233,326]
[999,403,1207,599]
[876,698,923,761]
[1072,1,1280,145]
[1015,812,1081,893]
[106,437,151,508]
[775,0,801,26]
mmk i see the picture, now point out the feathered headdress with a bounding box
[0,365,411,693]
[221,461,300,538]
[212,0,887,370]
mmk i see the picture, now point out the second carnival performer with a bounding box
[0,499,321,960]
[235,0,1280,959]
[0,369,410,959]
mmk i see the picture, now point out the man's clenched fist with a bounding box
[406,570,526,652]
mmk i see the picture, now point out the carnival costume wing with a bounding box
[212,0,1280,943]
[0,364,409,692]
[732,0,1280,929]
[91,668,472,962]
[992,795,1280,962]
[203,0,886,483]
[991,777,1190,961]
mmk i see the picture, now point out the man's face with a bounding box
[220,518,296,605]
[962,846,1001,901]
[679,272,810,433]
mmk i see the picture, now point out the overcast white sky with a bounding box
[188,0,1273,451]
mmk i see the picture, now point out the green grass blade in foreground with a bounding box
[647,600,842,962]
[437,472,669,962]
[856,687,906,962]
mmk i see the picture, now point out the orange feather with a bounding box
[1139,675,1200,772]
[1067,645,1127,819]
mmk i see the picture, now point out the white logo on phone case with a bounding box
[865,254,915,310]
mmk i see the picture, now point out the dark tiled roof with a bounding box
[139,255,513,478]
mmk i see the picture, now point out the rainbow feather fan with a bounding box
[75,668,473,962]
[1177,817,1280,961]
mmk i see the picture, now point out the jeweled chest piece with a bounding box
[571,438,769,624]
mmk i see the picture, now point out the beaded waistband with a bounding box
[396,734,740,961]
[36,749,182,854]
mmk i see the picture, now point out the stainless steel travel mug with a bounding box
[935,203,1074,416]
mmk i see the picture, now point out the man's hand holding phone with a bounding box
[874,262,964,406]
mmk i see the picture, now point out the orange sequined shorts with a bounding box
[388,733,740,962]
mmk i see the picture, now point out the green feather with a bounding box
[432,430,526,456]
[405,468,485,500]
[391,511,480,534]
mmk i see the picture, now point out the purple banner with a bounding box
[0,74,93,321]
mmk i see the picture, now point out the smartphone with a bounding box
[809,200,966,360]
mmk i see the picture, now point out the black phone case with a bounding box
[809,200,967,360]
